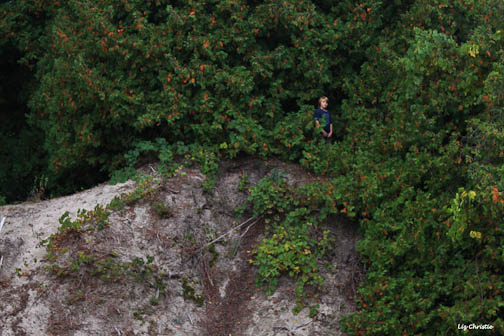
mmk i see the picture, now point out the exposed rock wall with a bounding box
[0,158,362,336]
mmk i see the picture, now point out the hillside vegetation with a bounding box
[1,0,503,334]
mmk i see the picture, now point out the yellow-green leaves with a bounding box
[469,230,482,239]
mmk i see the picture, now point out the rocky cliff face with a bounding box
[0,158,362,336]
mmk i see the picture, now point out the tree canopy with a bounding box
[1,0,503,334]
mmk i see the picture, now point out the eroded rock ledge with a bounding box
[0,158,362,336]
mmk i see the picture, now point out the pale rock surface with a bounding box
[0,159,362,336]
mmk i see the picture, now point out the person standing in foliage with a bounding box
[313,96,333,144]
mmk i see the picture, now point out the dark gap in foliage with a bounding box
[0,42,30,129]
[48,165,109,199]
[145,3,167,25]
[381,0,417,27]
[0,41,45,203]
[280,98,298,117]
[111,3,130,27]
[312,0,336,12]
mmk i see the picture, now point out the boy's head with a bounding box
[318,96,329,109]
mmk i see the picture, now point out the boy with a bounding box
[313,96,333,144]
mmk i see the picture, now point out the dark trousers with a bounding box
[320,134,333,145]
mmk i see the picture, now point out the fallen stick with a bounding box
[0,217,4,272]
[203,258,214,288]
[181,216,263,265]
[228,220,260,258]
[202,215,262,249]
[240,221,256,239]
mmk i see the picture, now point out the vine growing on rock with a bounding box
[42,178,169,309]
[247,174,340,313]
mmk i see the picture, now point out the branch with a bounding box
[202,215,262,249]
[0,217,4,272]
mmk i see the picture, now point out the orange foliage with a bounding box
[492,186,499,204]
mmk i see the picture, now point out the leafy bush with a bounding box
[152,201,172,219]
[248,176,336,311]
[1,0,358,197]
[3,0,504,334]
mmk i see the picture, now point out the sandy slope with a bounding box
[0,159,362,336]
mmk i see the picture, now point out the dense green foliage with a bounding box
[2,0,504,334]
[247,173,336,312]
